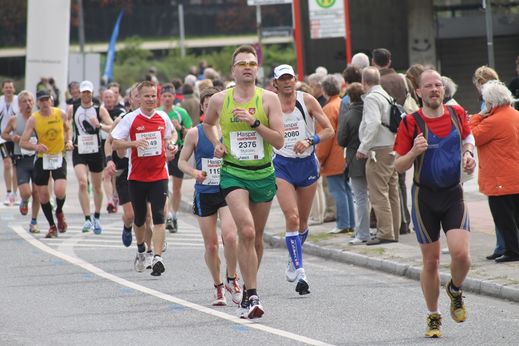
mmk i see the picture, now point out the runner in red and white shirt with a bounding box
[112,81,177,276]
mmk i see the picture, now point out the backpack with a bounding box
[399,73,419,113]
[373,92,405,133]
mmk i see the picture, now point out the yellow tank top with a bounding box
[34,108,65,158]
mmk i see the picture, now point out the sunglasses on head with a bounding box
[234,60,258,68]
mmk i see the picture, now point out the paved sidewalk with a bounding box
[179,174,519,303]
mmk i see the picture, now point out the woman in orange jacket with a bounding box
[470,80,519,262]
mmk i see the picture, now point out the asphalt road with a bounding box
[2,204,519,345]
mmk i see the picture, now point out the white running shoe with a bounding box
[145,252,153,269]
[12,193,20,206]
[295,268,310,295]
[3,193,11,206]
[247,295,264,319]
[224,278,242,305]
[285,256,297,282]
[151,256,165,276]
[134,252,146,272]
[82,219,94,233]
[212,285,227,306]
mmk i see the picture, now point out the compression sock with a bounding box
[299,229,309,245]
[285,231,303,269]
[247,289,257,299]
[41,202,55,226]
[55,197,65,214]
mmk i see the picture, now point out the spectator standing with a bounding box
[372,48,410,235]
[181,84,201,126]
[338,82,369,244]
[472,65,503,259]
[317,75,354,234]
[356,67,400,244]
[470,80,519,263]
[508,55,519,110]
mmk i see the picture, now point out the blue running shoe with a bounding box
[93,217,102,235]
[122,227,132,247]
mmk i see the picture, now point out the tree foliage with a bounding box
[111,38,295,92]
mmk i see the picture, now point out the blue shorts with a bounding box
[273,154,319,188]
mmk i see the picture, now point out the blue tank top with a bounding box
[413,110,461,190]
[194,124,220,194]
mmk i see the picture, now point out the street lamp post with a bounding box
[483,0,495,68]
[178,2,186,57]
[78,0,86,80]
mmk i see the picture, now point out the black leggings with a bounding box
[128,179,168,227]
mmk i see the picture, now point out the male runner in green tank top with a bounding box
[204,45,284,319]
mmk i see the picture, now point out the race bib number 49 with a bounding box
[136,131,162,157]
[201,158,222,185]
[229,131,264,161]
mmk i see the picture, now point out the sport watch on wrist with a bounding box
[250,119,261,128]
[463,150,474,158]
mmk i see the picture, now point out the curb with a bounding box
[263,233,519,303]
[180,196,519,303]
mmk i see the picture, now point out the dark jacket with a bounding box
[380,68,406,106]
[337,101,367,178]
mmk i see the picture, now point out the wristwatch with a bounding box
[250,119,261,128]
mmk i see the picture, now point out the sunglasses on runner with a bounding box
[234,60,258,68]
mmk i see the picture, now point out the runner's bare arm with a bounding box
[0,117,16,142]
[170,126,178,145]
[203,91,226,157]
[178,128,204,183]
[258,90,284,149]
[66,105,73,122]
[61,109,74,150]
[304,93,334,141]
[20,116,45,152]
[99,106,114,133]
[394,133,428,173]
[106,116,126,158]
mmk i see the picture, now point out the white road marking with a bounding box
[42,238,204,245]
[43,244,202,249]
[12,225,333,346]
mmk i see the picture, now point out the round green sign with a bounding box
[316,0,336,9]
